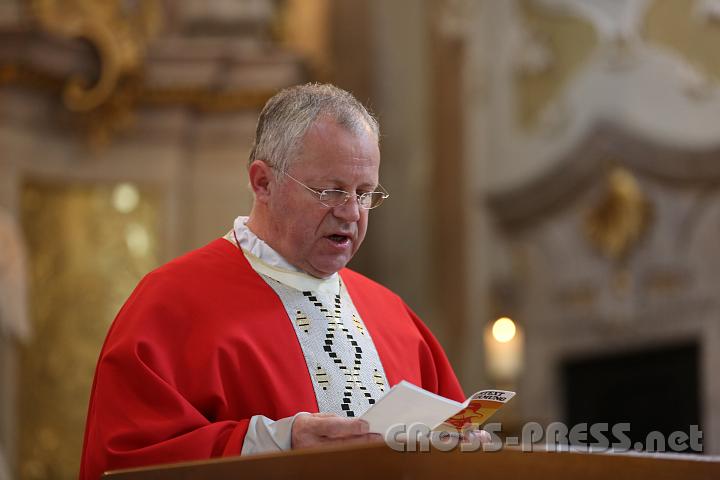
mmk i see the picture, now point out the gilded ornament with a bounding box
[30,0,162,112]
[0,3,286,145]
[584,166,653,260]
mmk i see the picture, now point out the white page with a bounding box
[359,380,463,435]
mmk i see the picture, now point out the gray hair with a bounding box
[248,83,379,174]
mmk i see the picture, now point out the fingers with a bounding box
[462,428,492,444]
[292,414,494,451]
[477,430,492,444]
[292,413,375,449]
[313,416,369,438]
[326,432,383,446]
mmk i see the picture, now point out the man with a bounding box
[79,83,466,480]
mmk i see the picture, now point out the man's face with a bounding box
[266,117,380,278]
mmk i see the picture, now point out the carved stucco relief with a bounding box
[514,0,597,130]
[509,0,720,137]
[645,0,720,85]
[643,0,720,100]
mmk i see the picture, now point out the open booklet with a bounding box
[360,380,515,435]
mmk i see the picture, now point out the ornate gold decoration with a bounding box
[644,269,688,294]
[0,63,276,145]
[584,166,653,260]
[1,3,288,145]
[554,284,597,309]
[30,0,162,112]
[19,181,160,480]
[140,86,278,112]
[0,64,63,93]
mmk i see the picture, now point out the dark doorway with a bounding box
[562,342,702,453]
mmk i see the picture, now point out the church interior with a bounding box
[1,0,719,478]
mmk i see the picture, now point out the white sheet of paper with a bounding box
[359,380,463,435]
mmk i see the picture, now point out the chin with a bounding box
[311,258,351,277]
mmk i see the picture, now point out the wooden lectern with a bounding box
[105,442,720,480]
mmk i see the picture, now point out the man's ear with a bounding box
[248,160,274,203]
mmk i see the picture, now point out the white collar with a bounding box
[232,216,340,296]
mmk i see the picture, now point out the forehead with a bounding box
[294,118,380,176]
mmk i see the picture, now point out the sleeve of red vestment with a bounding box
[79,274,251,480]
[405,304,466,403]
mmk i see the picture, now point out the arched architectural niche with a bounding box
[485,122,720,453]
[458,1,720,426]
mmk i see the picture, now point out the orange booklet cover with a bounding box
[360,380,515,435]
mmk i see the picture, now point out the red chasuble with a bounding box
[79,239,464,480]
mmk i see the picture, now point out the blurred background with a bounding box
[1,0,719,478]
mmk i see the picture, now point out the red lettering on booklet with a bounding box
[442,399,504,430]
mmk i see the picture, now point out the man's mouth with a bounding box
[327,234,351,245]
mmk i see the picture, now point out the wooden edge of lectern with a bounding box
[104,442,720,480]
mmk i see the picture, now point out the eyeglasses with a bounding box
[281,171,389,209]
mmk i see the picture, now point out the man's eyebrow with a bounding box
[321,179,379,190]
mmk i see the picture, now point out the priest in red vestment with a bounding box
[79,83,470,480]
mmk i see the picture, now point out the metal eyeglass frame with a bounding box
[280,170,389,209]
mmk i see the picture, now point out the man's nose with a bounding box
[333,194,361,222]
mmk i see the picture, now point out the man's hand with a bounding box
[464,429,493,444]
[291,413,382,449]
